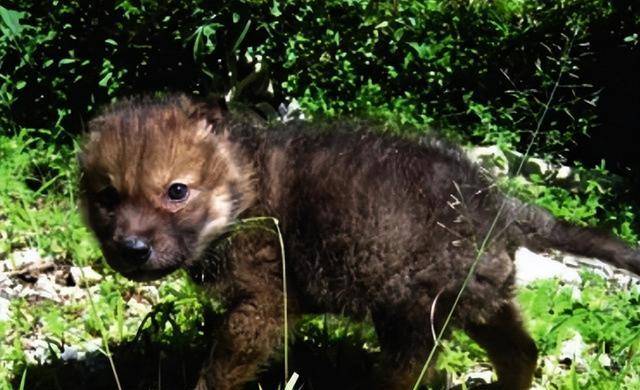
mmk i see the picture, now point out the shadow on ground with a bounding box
[16,329,379,390]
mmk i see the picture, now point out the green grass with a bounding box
[1,130,640,389]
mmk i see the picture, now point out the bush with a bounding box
[1,1,638,156]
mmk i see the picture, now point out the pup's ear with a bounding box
[189,95,228,132]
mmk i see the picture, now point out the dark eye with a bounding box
[167,183,189,201]
[96,186,119,208]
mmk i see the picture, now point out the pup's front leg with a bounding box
[195,291,284,390]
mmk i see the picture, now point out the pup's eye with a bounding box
[96,186,119,208]
[167,183,189,201]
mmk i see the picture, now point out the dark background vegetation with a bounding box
[2,0,639,178]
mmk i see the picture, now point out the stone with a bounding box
[8,248,43,270]
[60,345,78,361]
[514,248,581,286]
[23,339,51,365]
[70,266,103,286]
[127,297,151,316]
[34,274,60,302]
[137,285,160,304]
[0,297,10,322]
[558,333,587,371]
[466,145,509,177]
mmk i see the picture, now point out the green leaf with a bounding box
[270,1,281,17]
[98,72,112,87]
[232,20,252,54]
[374,21,388,29]
[0,5,25,37]
[408,42,427,58]
[192,26,203,60]
[393,28,405,41]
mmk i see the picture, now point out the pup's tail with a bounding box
[504,197,640,275]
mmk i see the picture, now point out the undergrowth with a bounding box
[1,121,639,389]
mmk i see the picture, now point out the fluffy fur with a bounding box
[79,95,640,390]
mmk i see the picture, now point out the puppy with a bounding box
[79,94,640,389]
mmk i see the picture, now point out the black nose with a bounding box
[121,236,151,264]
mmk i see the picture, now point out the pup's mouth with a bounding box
[120,266,179,281]
[105,250,185,282]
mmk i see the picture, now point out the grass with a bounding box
[1,128,640,389]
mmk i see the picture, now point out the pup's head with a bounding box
[79,95,254,281]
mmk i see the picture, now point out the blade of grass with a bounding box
[231,20,252,54]
[284,372,299,390]
[273,218,289,382]
[18,368,27,390]
[79,267,123,390]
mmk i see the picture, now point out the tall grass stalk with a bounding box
[80,267,123,390]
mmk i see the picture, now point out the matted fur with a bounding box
[79,95,640,390]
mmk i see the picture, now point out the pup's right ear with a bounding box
[188,95,228,133]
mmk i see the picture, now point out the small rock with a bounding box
[598,353,612,368]
[279,99,305,123]
[539,356,565,381]
[466,145,509,177]
[8,248,43,270]
[0,297,10,321]
[558,333,587,371]
[137,285,160,304]
[561,253,640,287]
[1,282,23,300]
[515,248,581,286]
[58,286,87,301]
[0,271,12,290]
[33,274,61,302]
[83,338,103,354]
[555,165,573,181]
[522,156,551,177]
[60,345,78,361]
[127,297,151,316]
[70,266,103,286]
[24,339,52,365]
[464,368,494,385]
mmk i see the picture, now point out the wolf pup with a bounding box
[79,95,640,390]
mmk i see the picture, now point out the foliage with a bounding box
[0,1,638,155]
[505,163,639,244]
[0,130,97,264]
[518,274,640,388]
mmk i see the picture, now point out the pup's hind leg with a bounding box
[372,311,445,390]
[465,302,538,389]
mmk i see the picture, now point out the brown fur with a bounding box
[79,95,640,389]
